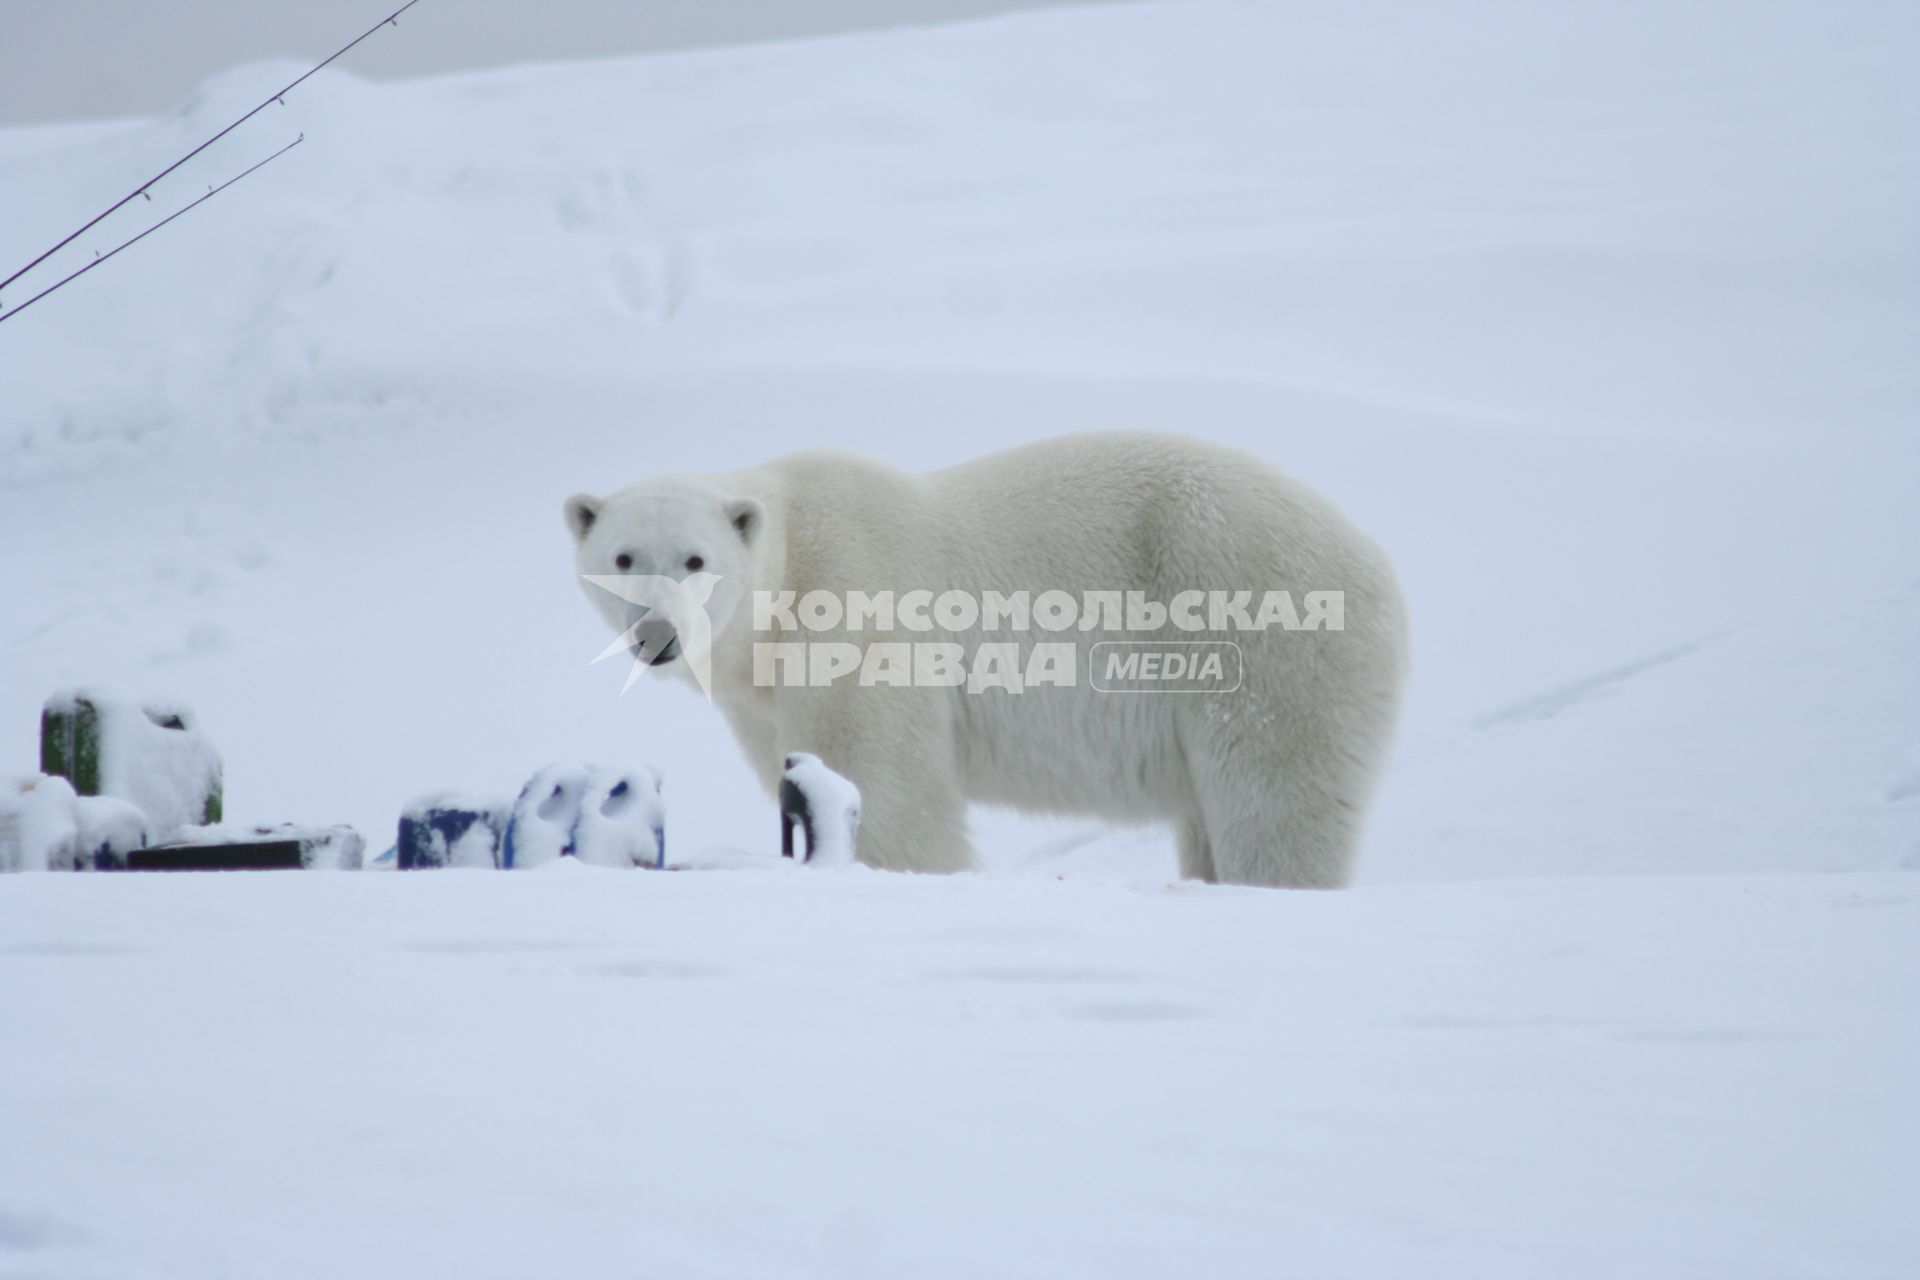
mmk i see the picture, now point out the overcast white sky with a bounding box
[0,0,1130,125]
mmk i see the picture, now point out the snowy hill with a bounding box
[0,1,1916,1274]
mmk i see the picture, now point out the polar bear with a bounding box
[565,432,1407,888]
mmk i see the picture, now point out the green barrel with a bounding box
[40,693,222,827]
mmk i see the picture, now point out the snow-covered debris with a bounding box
[0,774,80,872]
[573,765,666,869]
[165,822,366,870]
[41,690,222,843]
[397,792,507,870]
[303,825,365,871]
[780,753,860,867]
[402,769,665,871]
[73,795,150,870]
[502,764,592,869]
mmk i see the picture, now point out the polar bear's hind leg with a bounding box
[1183,698,1380,889]
[1177,818,1216,883]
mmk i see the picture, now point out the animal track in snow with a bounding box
[1473,635,1721,731]
[554,163,688,321]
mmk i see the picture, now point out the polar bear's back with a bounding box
[931,433,1391,601]
[748,432,1391,593]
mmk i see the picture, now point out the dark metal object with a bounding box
[127,840,304,871]
[779,776,812,862]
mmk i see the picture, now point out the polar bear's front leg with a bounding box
[773,684,974,874]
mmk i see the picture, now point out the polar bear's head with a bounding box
[564,478,767,674]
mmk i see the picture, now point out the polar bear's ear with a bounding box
[564,494,603,542]
[725,497,766,544]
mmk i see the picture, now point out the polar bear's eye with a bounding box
[614,553,633,571]
[686,555,705,572]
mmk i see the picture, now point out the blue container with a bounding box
[397,793,504,870]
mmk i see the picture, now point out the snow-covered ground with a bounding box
[1,0,1915,1274]
[3,868,1915,1279]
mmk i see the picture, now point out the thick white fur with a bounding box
[566,432,1408,888]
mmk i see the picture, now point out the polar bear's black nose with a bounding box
[615,552,633,571]
[633,615,679,666]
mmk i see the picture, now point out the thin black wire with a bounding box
[0,135,304,326]
[0,0,420,299]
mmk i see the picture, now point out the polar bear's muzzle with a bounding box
[631,615,681,667]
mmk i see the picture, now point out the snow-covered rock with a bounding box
[780,753,860,867]
[573,765,666,869]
